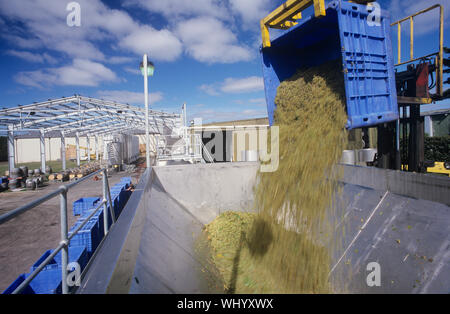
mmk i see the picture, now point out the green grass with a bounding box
[0,160,88,176]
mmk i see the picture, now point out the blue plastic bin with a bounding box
[30,246,88,273]
[81,209,107,242]
[72,197,101,216]
[261,0,398,129]
[2,274,36,294]
[69,219,100,257]
[2,269,62,294]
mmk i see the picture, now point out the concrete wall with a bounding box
[153,162,259,225]
[80,163,449,294]
[13,136,105,164]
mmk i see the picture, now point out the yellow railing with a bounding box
[260,0,326,48]
[391,4,444,96]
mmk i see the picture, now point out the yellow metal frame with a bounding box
[391,4,445,96]
[260,0,326,48]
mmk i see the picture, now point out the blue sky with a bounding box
[0,0,449,123]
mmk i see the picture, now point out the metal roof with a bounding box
[0,95,182,138]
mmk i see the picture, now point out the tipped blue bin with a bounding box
[72,197,101,216]
[261,0,398,129]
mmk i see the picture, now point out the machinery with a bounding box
[260,0,448,173]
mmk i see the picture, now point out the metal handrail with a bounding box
[391,4,444,96]
[0,168,116,294]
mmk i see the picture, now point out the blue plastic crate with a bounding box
[69,219,100,257]
[261,0,398,130]
[26,268,62,294]
[72,197,101,216]
[3,269,62,294]
[119,177,132,188]
[2,274,36,294]
[81,209,105,242]
[30,246,88,273]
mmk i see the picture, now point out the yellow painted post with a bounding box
[313,0,326,17]
[410,17,414,61]
[438,5,444,96]
[261,19,271,48]
[397,23,401,64]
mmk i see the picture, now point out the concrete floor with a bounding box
[0,168,144,292]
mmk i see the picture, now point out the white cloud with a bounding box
[5,50,57,64]
[0,0,183,63]
[199,84,221,96]
[248,97,267,106]
[200,76,264,95]
[97,90,163,106]
[124,67,141,75]
[108,56,134,64]
[119,25,182,62]
[14,59,118,88]
[175,17,252,64]
[229,0,272,29]
[221,76,264,93]
[124,0,228,21]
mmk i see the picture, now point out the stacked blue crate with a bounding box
[2,274,36,294]
[120,177,132,188]
[30,246,88,273]
[69,219,100,258]
[72,197,101,216]
[80,208,106,248]
[2,246,88,294]
[110,190,122,218]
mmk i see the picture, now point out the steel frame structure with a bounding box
[0,95,183,173]
[0,95,181,136]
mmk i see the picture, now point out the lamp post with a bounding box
[140,54,155,168]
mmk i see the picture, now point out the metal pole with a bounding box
[183,103,188,155]
[40,129,46,174]
[7,125,15,174]
[60,186,69,294]
[76,132,80,167]
[104,171,116,224]
[102,169,116,234]
[95,135,99,161]
[144,54,151,168]
[86,135,91,162]
[61,131,66,171]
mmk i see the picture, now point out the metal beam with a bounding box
[7,125,15,174]
[76,132,80,167]
[86,135,91,162]
[61,131,66,171]
[40,129,46,174]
